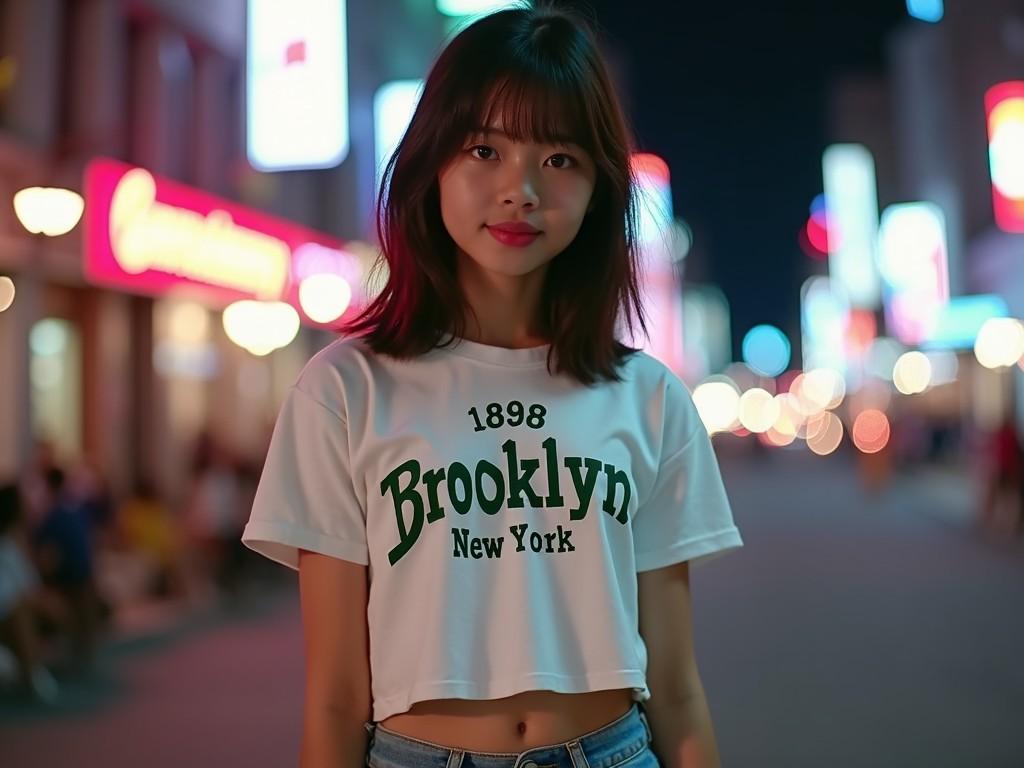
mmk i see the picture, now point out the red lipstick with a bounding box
[486,221,542,247]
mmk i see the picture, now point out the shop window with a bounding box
[29,317,82,463]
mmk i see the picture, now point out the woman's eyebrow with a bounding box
[470,126,579,145]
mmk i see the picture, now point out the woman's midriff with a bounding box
[377,688,635,752]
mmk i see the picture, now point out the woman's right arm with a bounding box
[298,548,372,768]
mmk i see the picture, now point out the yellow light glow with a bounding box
[13,187,84,236]
[974,317,1024,369]
[692,378,741,434]
[109,168,290,299]
[792,368,845,415]
[773,392,807,431]
[222,300,299,356]
[0,276,14,312]
[807,411,844,456]
[738,388,780,433]
[893,351,932,394]
[298,273,352,323]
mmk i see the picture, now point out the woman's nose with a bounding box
[500,166,540,208]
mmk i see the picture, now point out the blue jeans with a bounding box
[364,702,660,768]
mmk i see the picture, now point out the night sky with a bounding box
[577,0,908,361]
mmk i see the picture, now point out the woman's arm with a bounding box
[638,561,723,768]
[298,549,372,768]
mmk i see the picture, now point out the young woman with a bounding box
[242,4,744,767]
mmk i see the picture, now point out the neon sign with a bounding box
[84,158,358,324]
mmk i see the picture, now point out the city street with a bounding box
[2,450,1023,768]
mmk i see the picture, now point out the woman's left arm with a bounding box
[638,561,723,768]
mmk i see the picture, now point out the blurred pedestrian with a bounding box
[979,417,1022,537]
[0,482,59,703]
[183,431,242,602]
[117,476,185,599]
[31,466,101,676]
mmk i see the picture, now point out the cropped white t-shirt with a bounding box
[241,333,744,722]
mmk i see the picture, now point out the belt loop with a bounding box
[445,749,465,768]
[638,709,652,743]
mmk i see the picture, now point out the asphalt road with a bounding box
[2,449,1023,767]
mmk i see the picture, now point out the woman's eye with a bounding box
[469,145,496,160]
[546,153,577,169]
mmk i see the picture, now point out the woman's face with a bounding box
[438,118,597,280]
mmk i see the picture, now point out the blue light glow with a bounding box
[810,194,828,218]
[921,294,1009,350]
[437,0,527,16]
[742,325,791,378]
[907,0,943,23]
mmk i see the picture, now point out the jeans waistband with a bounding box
[364,702,653,768]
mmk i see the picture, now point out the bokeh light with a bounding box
[795,368,846,414]
[13,186,85,236]
[222,300,300,356]
[0,276,14,312]
[742,325,791,378]
[806,411,845,455]
[893,351,933,394]
[907,0,943,24]
[738,388,781,433]
[30,318,68,357]
[974,317,1024,368]
[692,377,741,434]
[299,274,352,323]
[852,409,891,454]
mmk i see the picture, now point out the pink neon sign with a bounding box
[83,157,363,324]
[986,81,1024,234]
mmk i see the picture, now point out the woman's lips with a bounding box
[486,226,541,247]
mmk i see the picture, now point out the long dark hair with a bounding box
[338,2,650,386]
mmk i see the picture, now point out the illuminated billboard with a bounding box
[247,0,349,171]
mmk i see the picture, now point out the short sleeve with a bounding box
[633,378,744,572]
[241,384,368,571]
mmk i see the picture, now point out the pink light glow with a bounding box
[84,157,361,326]
[985,81,1024,233]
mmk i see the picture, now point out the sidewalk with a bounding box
[0,568,294,720]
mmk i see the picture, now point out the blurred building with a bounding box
[824,0,1024,437]
[0,0,451,505]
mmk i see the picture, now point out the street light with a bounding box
[13,186,84,236]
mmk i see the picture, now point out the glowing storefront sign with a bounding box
[84,158,358,325]
[986,81,1024,233]
[247,0,349,171]
[108,167,289,299]
[877,201,950,345]
[822,144,881,308]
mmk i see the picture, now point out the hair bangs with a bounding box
[469,73,595,151]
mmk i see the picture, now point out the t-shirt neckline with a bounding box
[434,332,552,367]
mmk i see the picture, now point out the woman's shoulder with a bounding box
[617,348,692,398]
[616,350,703,443]
[292,335,375,419]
